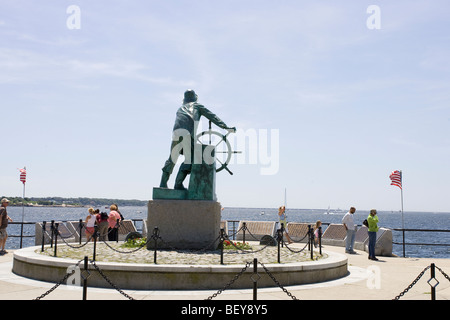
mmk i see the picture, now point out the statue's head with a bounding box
[183,89,198,103]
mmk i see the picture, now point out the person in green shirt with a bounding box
[367,209,379,261]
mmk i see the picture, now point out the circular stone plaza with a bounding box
[12,241,347,291]
[1,242,449,300]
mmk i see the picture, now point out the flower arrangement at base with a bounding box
[122,237,147,248]
[222,240,252,250]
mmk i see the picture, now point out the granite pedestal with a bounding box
[147,199,221,250]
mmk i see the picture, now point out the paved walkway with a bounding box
[0,244,449,300]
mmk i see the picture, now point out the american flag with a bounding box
[19,167,26,184]
[390,170,402,189]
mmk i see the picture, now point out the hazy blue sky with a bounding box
[1,1,449,212]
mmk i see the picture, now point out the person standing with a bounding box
[112,203,125,221]
[84,207,96,241]
[313,220,322,248]
[96,209,109,241]
[107,204,121,241]
[0,198,13,254]
[367,209,379,261]
[278,206,293,244]
[342,207,357,254]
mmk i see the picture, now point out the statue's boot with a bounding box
[159,172,170,188]
[174,170,188,190]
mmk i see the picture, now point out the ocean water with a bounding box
[4,206,450,259]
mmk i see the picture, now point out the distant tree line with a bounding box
[0,196,147,207]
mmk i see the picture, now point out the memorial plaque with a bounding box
[321,224,347,240]
[66,220,84,241]
[355,225,369,243]
[35,221,76,245]
[147,199,221,250]
[286,222,312,242]
[236,221,277,241]
[117,220,138,236]
[55,222,72,238]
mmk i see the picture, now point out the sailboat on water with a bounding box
[324,205,344,215]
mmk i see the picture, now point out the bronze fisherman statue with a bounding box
[160,90,236,190]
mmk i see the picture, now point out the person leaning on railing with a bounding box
[367,209,379,261]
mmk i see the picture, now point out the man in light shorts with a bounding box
[0,198,13,254]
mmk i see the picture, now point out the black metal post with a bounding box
[430,263,436,300]
[116,219,120,242]
[153,227,159,264]
[281,223,285,248]
[220,228,225,265]
[50,220,54,248]
[54,223,59,257]
[307,225,311,251]
[83,256,88,300]
[93,225,98,261]
[277,228,282,263]
[253,258,258,301]
[19,221,24,248]
[79,219,83,244]
[310,225,314,260]
[242,222,246,244]
[41,221,46,252]
[318,226,322,255]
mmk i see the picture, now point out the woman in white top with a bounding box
[85,207,97,241]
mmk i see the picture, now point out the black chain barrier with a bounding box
[206,258,298,300]
[89,259,135,300]
[393,263,450,300]
[33,256,135,300]
[259,262,298,300]
[33,258,84,300]
[35,219,450,300]
[35,221,322,300]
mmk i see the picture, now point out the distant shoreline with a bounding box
[10,204,85,208]
[2,196,147,208]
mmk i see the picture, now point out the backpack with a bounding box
[363,219,369,227]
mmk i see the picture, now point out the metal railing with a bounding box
[7,220,450,258]
[392,228,450,257]
[7,221,35,248]
[6,219,145,249]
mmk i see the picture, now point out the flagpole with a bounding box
[400,170,404,229]
[20,182,25,248]
[19,166,26,248]
[390,169,405,257]
[400,170,405,257]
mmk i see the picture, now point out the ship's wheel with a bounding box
[196,123,240,175]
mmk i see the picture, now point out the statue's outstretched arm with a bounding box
[198,105,232,130]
